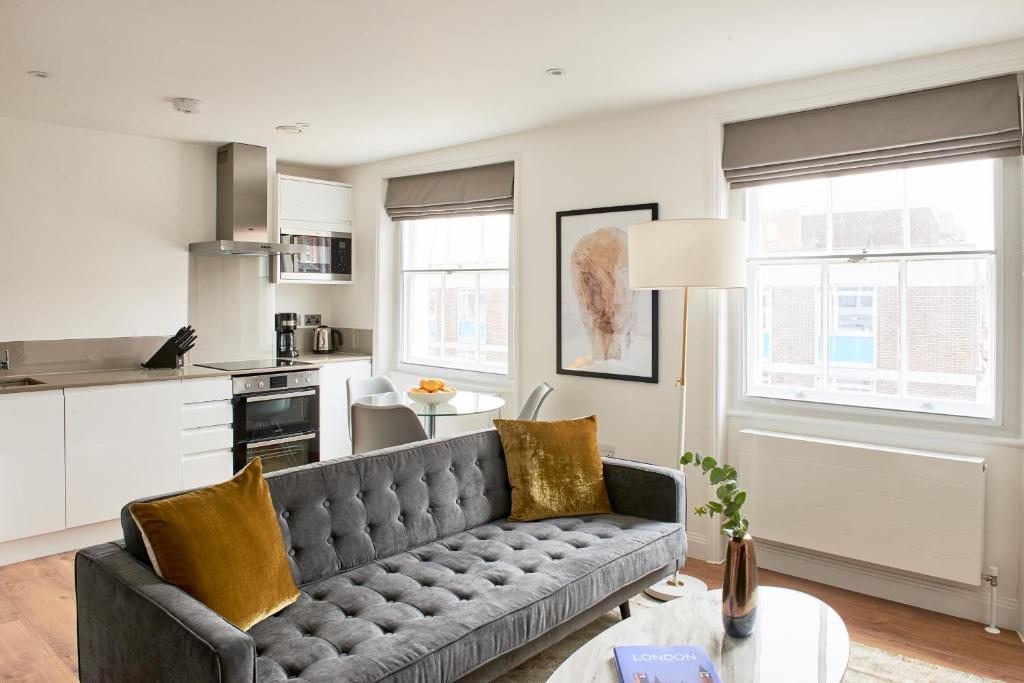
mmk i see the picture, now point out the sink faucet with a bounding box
[1,349,9,371]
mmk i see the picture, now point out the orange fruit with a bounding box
[420,378,445,392]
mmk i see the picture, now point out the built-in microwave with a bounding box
[277,228,352,283]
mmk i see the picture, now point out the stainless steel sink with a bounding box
[0,377,46,389]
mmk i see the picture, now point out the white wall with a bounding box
[333,39,1024,627]
[0,118,339,360]
[334,106,716,472]
[0,116,214,341]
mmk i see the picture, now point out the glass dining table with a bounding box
[353,390,506,438]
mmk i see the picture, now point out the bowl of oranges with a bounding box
[406,378,458,405]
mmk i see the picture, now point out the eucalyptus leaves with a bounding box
[680,451,750,539]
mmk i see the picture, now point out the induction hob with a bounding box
[195,359,313,372]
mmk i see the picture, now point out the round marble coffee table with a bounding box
[547,587,849,682]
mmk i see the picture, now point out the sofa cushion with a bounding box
[128,458,300,631]
[494,415,613,522]
[249,514,682,683]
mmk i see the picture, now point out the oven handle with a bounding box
[245,389,317,403]
[246,432,317,449]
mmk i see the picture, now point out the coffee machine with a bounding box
[275,313,299,358]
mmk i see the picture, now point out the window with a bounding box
[745,158,998,418]
[830,285,876,366]
[400,213,511,374]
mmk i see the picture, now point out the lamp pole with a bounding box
[644,287,710,600]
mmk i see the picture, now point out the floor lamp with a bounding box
[627,218,747,600]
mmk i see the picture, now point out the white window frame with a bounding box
[396,213,514,380]
[737,158,1020,422]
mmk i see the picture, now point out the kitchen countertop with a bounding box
[0,353,371,395]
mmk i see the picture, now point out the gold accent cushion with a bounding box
[493,415,613,522]
[128,458,299,630]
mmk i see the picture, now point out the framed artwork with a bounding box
[556,203,659,383]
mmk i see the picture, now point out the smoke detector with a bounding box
[172,97,203,114]
[275,125,303,134]
[545,67,567,76]
[26,70,51,79]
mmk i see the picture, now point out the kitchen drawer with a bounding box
[181,425,233,455]
[181,400,233,430]
[182,377,232,404]
[182,450,233,489]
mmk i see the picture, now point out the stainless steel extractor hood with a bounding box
[189,143,307,256]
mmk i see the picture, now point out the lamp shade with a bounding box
[627,218,747,290]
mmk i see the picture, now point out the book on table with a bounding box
[613,645,722,683]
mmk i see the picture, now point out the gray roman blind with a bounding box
[385,161,514,219]
[723,74,1022,188]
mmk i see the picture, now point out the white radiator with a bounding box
[736,429,986,585]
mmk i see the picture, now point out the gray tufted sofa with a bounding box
[75,428,686,682]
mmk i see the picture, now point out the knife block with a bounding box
[142,338,186,369]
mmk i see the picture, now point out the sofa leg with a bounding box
[619,601,631,619]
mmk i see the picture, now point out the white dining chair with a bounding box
[346,375,398,439]
[517,382,554,420]
[351,403,429,454]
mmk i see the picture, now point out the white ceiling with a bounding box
[3,0,1023,167]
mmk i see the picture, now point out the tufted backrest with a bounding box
[121,428,512,587]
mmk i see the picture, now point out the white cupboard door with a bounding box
[65,382,183,528]
[278,176,352,226]
[182,450,233,489]
[0,391,66,542]
[319,361,371,460]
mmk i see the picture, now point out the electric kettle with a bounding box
[312,325,342,354]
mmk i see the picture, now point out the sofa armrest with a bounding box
[602,457,686,526]
[76,542,256,683]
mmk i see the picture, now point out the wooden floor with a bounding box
[0,552,1022,681]
[684,560,1024,682]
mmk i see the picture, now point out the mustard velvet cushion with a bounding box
[128,458,299,630]
[493,415,613,522]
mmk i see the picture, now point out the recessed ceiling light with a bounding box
[545,67,566,76]
[172,97,202,114]
[295,122,311,128]
[26,70,50,79]
[276,125,303,134]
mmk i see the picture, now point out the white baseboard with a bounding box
[683,531,711,564]
[0,520,122,566]
[756,539,1020,630]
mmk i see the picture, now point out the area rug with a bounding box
[498,594,998,682]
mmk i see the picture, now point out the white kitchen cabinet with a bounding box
[182,450,233,489]
[180,377,234,489]
[65,382,183,528]
[278,175,352,228]
[0,391,66,543]
[319,360,371,460]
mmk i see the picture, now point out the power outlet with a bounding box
[303,313,322,327]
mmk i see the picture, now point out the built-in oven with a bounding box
[277,228,352,283]
[232,369,320,473]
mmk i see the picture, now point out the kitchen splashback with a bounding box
[0,336,168,377]
[334,327,373,355]
[293,327,373,355]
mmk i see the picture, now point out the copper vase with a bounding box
[722,534,758,638]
